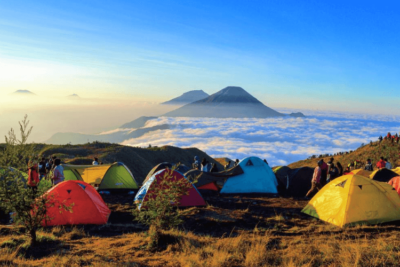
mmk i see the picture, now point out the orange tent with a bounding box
[388,176,400,195]
[42,181,110,226]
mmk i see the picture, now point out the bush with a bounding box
[133,168,194,248]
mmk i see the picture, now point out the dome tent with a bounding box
[142,162,191,185]
[302,174,400,227]
[142,162,173,185]
[134,169,206,210]
[62,162,138,190]
[369,168,398,182]
[350,169,372,178]
[220,157,278,194]
[42,180,110,226]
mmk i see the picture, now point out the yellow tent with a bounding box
[302,174,400,227]
[351,169,372,178]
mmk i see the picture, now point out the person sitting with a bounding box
[376,157,386,169]
[364,159,373,171]
[51,159,65,185]
[385,158,392,169]
[92,157,99,165]
[234,159,240,166]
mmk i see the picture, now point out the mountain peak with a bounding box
[192,86,263,105]
[163,86,284,118]
[68,94,80,97]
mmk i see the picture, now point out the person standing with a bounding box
[364,159,373,171]
[38,157,47,180]
[92,157,99,165]
[328,164,339,182]
[192,156,201,170]
[305,161,322,199]
[224,160,232,170]
[27,156,40,193]
[320,159,328,186]
[201,158,211,172]
[385,158,392,169]
[376,157,386,169]
[336,162,343,176]
[327,157,334,181]
[51,159,65,185]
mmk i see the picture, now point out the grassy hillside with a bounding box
[288,140,400,170]
[37,143,223,184]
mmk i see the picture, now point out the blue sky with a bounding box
[1,0,399,112]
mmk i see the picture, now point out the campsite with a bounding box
[2,140,400,266]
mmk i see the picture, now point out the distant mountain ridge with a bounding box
[161,90,209,105]
[12,90,35,95]
[163,86,285,118]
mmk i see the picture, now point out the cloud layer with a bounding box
[122,116,400,166]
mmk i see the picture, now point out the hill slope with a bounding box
[39,144,223,184]
[161,90,209,105]
[163,86,285,118]
[288,140,400,169]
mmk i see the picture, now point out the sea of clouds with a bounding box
[122,114,400,166]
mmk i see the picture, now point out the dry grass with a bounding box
[2,222,400,267]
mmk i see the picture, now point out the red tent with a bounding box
[136,169,206,209]
[42,180,110,226]
[388,176,400,195]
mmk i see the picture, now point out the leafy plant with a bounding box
[0,115,72,245]
[133,168,194,248]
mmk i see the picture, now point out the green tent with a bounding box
[62,162,138,190]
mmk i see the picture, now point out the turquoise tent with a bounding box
[220,157,278,194]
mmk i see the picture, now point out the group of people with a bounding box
[305,158,343,199]
[379,132,400,144]
[306,155,395,199]
[192,156,219,173]
[27,155,65,192]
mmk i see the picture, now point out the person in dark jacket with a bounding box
[320,159,328,186]
[328,164,339,182]
[364,159,373,171]
[336,162,343,176]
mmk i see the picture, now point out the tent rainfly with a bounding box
[42,180,110,226]
[220,156,278,194]
[302,174,400,227]
[134,168,206,210]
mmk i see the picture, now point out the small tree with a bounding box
[0,115,70,245]
[133,168,195,248]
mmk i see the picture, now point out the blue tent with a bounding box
[220,157,278,194]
